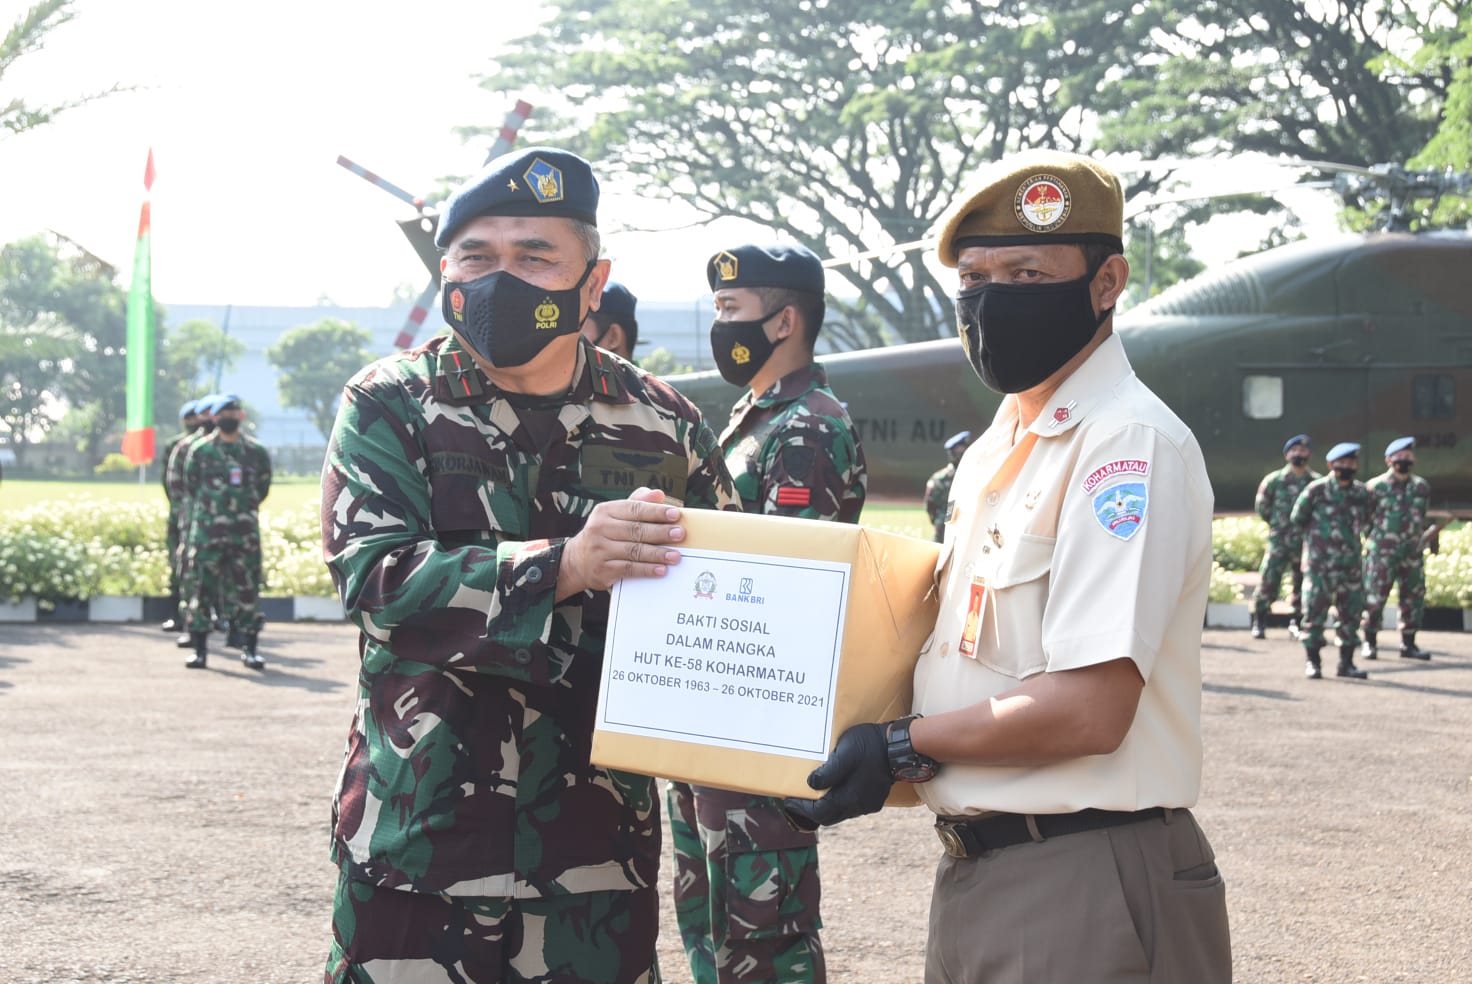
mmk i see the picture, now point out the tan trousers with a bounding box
[925,808,1231,983]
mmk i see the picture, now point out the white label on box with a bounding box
[597,548,851,761]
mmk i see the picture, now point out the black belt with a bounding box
[934,807,1168,859]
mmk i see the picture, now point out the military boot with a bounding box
[1399,631,1430,660]
[184,631,208,669]
[175,631,193,649]
[1250,611,1266,640]
[1287,611,1303,641]
[160,593,182,632]
[225,623,244,650]
[1336,643,1368,679]
[1360,629,1378,660]
[1304,647,1322,679]
[240,631,265,672]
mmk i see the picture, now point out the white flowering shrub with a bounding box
[1425,525,1472,609]
[1207,562,1244,604]
[1212,516,1269,572]
[0,499,334,601]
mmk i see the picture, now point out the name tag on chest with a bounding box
[580,446,687,502]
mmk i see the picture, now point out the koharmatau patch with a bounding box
[1081,458,1149,495]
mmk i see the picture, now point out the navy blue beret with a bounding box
[435,146,599,248]
[1282,434,1311,456]
[180,399,198,420]
[1384,436,1415,458]
[945,430,972,450]
[1326,441,1360,462]
[599,282,638,323]
[707,243,824,294]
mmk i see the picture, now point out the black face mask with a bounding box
[1288,455,1309,468]
[955,270,1110,394]
[1391,460,1413,474]
[443,262,594,369]
[215,417,241,435]
[710,309,786,388]
[1333,466,1357,482]
[199,420,216,435]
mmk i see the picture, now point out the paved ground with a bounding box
[0,622,1468,982]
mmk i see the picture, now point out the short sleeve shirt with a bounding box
[913,333,1213,817]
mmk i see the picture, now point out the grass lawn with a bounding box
[3,478,931,538]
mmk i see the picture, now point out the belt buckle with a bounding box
[934,820,970,859]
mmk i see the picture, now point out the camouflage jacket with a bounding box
[924,462,957,524]
[323,334,739,898]
[159,430,193,503]
[717,362,866,522]
[182,434,272,545]
[1364,471,1431,556]
[1255,464,1318,543]
[1290,475,1370,569]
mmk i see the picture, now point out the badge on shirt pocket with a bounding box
[229,465,242,487]
[958,576,986,657]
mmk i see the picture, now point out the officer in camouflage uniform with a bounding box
[924,430,971,543]
[1360,436,1435,661]
[665,243,866,984]
[165,393,222,649]
[1250,434,1318,639]
[321,147,740,984]
[1290,441,1370,680]
[181,395,271,670]
[159,398,202,633]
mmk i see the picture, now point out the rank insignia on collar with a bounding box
[714,251,739,282]
[1047,400,1076,430]
[1014,174,1071,232]
[523,157,564,203]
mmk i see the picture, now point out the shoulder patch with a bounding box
[1081,458,1150,495]
[1092,481,1148,541]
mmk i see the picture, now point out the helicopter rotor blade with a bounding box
[335,156,428,211]
[484,100,534,165]
[393,280,441,351]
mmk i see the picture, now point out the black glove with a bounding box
[781,721,893,831]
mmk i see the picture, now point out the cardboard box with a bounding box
[591,508,939,803]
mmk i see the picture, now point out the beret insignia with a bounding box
[1014,175,1071,232]
[524,157,565,204]
[714,251,739,282]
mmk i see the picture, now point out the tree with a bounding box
[266,319,375,442]
[1,1,123,140]
[474,1,1464,348]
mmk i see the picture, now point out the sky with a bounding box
[1,0,1339,311]
[0,0,770,308]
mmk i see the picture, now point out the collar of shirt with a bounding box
[433,334,634,408]
[748,361,829,411]
[1017,332,1134,441]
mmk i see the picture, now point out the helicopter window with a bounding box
[1412,375,1455,420]
[1242,375,1283,420]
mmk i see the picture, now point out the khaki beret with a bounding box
[934,150,1125,268]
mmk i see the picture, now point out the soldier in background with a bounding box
[581,280,639,361]
[165,393,220,649]
[159,398,202,633]
[924,430,971,543]
[320,147,739,982]
[1251,434,1318,639]
[1361,436,1435,661]
[180,395,272,670]
[667,243,866,984]
[1291,441,1371,680]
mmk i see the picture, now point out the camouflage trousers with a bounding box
[1253,537,1304,619]
[166,504,184,602]
[326,870,660,984]
[1301,563,1364,650]
[1362,546,1426,633]
[666,782,825,984]
[180,536,264,634]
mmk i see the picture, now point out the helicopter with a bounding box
[347,138,1472,513]
[661,162,1472,513]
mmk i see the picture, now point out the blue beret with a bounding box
[1384,436,1415,458]
[599,282,638,323]
[1282,434,1311,456]
[707,243,824,294]
[180,399,198,419]
[1326,442,1361,462]
[435,146,599,248]
[207,393,242,415]
[945,430,972,450]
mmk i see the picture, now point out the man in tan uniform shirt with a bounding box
[786,151,1232,983]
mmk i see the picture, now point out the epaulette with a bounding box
[586,344,626,403]
[436,346,486,403]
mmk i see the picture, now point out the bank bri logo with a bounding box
[727,576,765,605]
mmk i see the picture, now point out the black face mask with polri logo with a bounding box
[443,262,595,368]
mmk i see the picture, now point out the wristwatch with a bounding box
[886,715,939,783]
